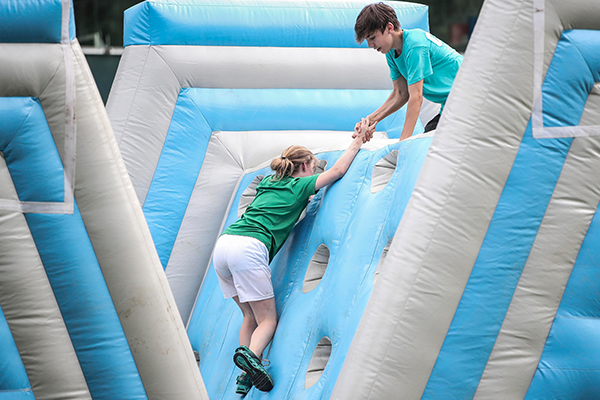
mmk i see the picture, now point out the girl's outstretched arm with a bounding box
[315,119,367,191]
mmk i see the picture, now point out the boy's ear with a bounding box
[386,22,395,32]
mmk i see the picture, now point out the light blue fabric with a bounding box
[187,137,432,399]
[0,98,64,201]
[0,97,147,400]
[124,0,428,47]
[525,201,600,399]
[25,208,148,400]
[0,305,32,397]
[421,29,599,400]
[386,29,463,108]
[0,392,35,400]
[524,30,600,400]
[143,91,213,269]
[0,0,75,43]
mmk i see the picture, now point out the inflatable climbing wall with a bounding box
[0,1,207,399]
[106,0,432,399]
[107,0,431,325]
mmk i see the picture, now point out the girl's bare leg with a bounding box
[233,296,257,347]
[247,298,277,359]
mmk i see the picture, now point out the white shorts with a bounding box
[213,234,274,303]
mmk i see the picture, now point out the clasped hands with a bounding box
[352,118,376,143]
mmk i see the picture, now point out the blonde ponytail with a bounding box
[270,145,316,179]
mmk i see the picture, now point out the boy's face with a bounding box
[365,23,394,54]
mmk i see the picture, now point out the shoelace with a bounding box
[261,359,271,367]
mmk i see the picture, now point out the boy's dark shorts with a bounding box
[424,113,441,133]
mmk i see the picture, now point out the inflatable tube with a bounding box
[0,1,208,399]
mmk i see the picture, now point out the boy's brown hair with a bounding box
[354,2,400,43]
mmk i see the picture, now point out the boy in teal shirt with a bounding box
[354,2,463,141]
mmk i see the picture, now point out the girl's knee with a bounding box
[266,317,278,330]
[243,314,258,326]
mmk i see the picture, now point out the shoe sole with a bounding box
[233,352,274,392]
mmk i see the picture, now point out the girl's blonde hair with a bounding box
[270,145,316,179]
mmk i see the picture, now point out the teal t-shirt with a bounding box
[386,28,463,110]
[223,174,318,262]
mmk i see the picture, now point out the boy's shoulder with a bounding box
[402,28,430,49]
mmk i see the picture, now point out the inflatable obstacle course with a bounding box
[1,0,599,399]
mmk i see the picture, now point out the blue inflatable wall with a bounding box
[422,29,600,400]
[188,137,431,399]
[108,0,600,399]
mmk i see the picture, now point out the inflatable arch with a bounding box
[0,1,206,399]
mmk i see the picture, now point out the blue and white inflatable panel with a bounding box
[0,1,206,399]
[187,136,432,399]
[335,0,600,398]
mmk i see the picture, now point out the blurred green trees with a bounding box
[73,0,139,47]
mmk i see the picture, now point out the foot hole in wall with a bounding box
[371,150,398,193]
[373,238,393,286]
[303,244,330,293]
[238,175,264,217]
[314,158,328,175]
[305,336,332,389]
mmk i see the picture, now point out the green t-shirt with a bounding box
[386,28,463,110]
[223,174,318,262]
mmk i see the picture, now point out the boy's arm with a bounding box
[367,77,409,125]
[399,79,423,141]
[354,77,408,139]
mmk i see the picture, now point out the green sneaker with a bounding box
[235,371,252,395]
[233,346,274,392]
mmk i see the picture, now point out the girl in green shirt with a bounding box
[213,120,368,394]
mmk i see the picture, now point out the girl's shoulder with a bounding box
[259,174,314,189]
[258,174,289,188]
